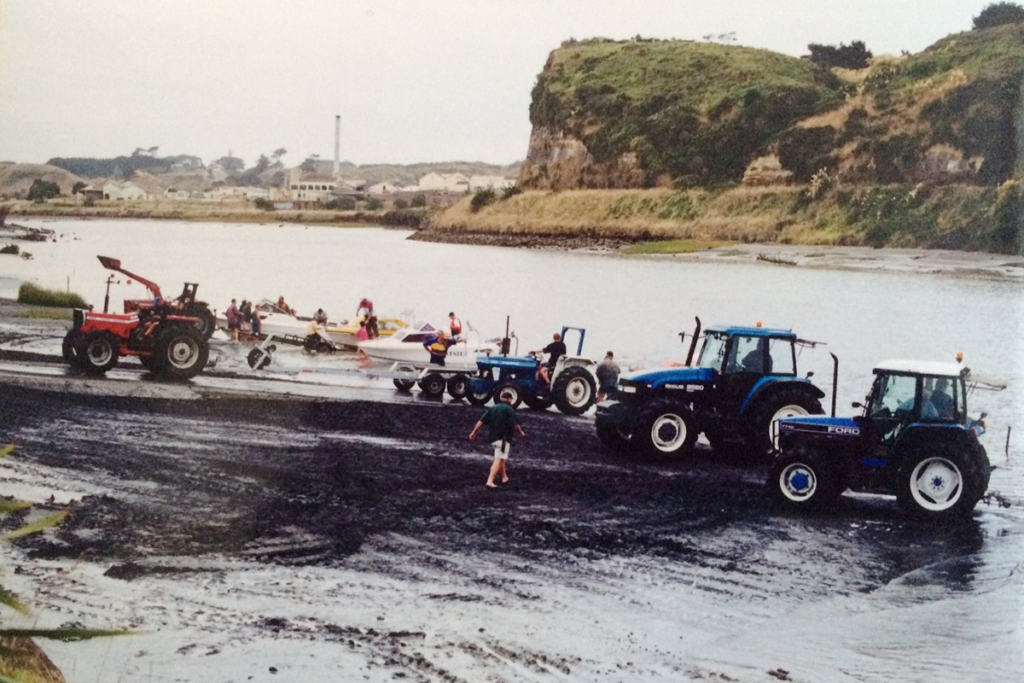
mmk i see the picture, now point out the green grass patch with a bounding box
[1,509,70,541]
[0,445,12,460]
[23,307,73,321]
[624,238,732,254]
[0,586,30,615]
[0,501,31,514]
[0,628,133,642]
[16,283,86,309]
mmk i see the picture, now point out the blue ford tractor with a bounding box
[466,327,597,416]
[595,318,833,459]
[769,360,1005,521]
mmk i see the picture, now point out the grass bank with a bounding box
[4,200,429,229]
[17,283,87,309]
[427,183,1023,254]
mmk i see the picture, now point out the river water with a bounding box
[3,217,1022,427]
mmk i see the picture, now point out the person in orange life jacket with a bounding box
[424,330,455,366]
[448,312,463,340]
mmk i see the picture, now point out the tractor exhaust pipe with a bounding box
[684,316,702,366]
[830,352,839,417]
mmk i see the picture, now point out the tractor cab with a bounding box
[860,361,968,446]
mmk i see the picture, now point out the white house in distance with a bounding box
[417,172,469,193]
[289,178,338,202]
[102,181,147,201]
[469,175,516,192]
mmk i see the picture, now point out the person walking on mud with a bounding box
[469,389,525,489]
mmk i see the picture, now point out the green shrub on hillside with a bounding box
[777,126,837,182]
[470,188,496,212]
[17,283,87,308]
[973,2,1024,30]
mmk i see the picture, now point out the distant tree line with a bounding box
[805,41,873,70]
[47,147,203,180]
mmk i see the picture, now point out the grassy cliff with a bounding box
[521,25,1024,190]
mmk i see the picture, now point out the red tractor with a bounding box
[62,257,211,379]
[96,255,216,339]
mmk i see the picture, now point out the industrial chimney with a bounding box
[333,114,341,178]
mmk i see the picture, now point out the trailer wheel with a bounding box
[552,367,596,416]
[446,375,469,400]
[153,325,208,380]
[76,331,119,375]
[896,443,986,521]
[247,347,271,370]
[419,372,447,398]
[633,399,697,458]
[393,365,416,391]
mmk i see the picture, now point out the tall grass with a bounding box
[16,283,86,308]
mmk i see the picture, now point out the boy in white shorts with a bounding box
[468,389,526,488]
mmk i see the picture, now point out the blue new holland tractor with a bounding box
[595,318,834,458]
[769,359,1005,521]
[466,327,597,416]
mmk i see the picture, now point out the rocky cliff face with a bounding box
[518,127,648,190]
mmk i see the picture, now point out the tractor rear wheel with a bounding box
[746,388,824,460]
[596,421,631,454]
[768,448,844,511]
[552,367,596,416]
[153,325,208,380]
[446,375,469,400]
[187,305,216,339]
[419,372,447,398]
[633,399,698,458]
[76,331,119,375]
[494,382,523,409]
[523,394,553,411]
[896,443,987,521]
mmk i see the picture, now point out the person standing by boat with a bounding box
[357,297,379,339]
[225,298,240,342]
[448,312,463,340]
[356,319,370,342]
[424,330,453,366]
[314,308,328,326]
[596,350,620,403]
[251,304,262,339]
[469,389,526,489]
[238,300,252,341]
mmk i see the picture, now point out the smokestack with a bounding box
[333,114,341,177]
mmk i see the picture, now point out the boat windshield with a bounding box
[696,332,728,371]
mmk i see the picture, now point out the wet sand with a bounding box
[0,308,1021,681]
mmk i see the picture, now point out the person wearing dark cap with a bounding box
[469,389,525,488]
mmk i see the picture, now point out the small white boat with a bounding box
[216,299,341,344]
[358,324,499,370]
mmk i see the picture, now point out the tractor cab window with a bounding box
[767,338,795,375]
[726,335,764,374]
[923,375,959,422]
[870,373,917,419]
[697,333,727,371]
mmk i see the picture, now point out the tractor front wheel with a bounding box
[467,379,493,406]
[768,449,844,511]
[633,399,698,458]
[494,382,523,409]
[896,443,987,521]
[552,367,596,416]
[76,331,119,375]
[153,325,209,380]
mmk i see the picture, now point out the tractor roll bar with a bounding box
[830,352,839,417]
[96,255,163,298]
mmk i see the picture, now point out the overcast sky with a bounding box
[0,0,996,167]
